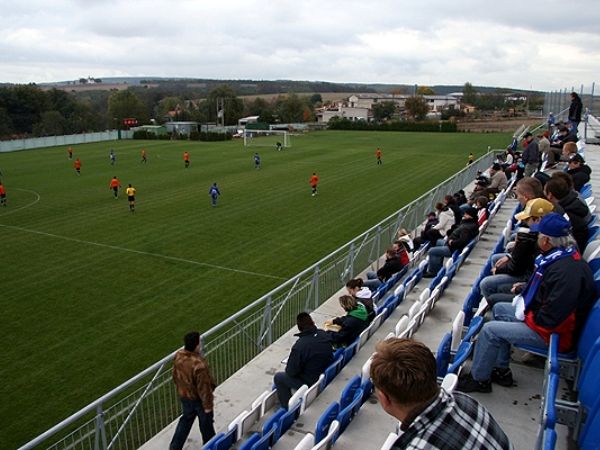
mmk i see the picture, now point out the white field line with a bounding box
[0,188,41,217]
[0,190,286,280]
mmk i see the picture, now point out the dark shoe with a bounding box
[457,373,492,393]
[491,367,514,387]
[423,272,435,278]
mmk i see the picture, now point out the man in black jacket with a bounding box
[424,207,479,277]
[544,177,590,252]
[363,248,403,290]
[566,153,592,192]
[274,312,334,409]
[479,198,554,301]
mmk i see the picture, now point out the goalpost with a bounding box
[244,129,291,148]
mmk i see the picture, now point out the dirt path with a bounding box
[457,118,543,133]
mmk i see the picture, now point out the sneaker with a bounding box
[457,373,492,393]
[422,272,435,278]
[491,367,514,387]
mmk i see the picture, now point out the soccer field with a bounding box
[0,130,511,447]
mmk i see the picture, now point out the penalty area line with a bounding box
[0,223,287,281]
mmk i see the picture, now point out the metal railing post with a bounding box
[93,404,107,450]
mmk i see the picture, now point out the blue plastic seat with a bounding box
[278,398,303,437]
[315,402,340,443]
[252,422,279,450]
[261,408,286,444]
[336,388,363,435]
[516,299,600,382]
[435,333,452,378]
[322,356,343,389]
[342,341,359,368]
[578,396,600,449]
[448,341,473,374]
[204,433,225,450]
[237,433,260,450]
[588,226,600,246]
[360,377,373,405]
[462,316,484,343]
[340,375,361,410]
[215,425,238,450]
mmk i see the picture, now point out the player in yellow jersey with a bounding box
[126,184,136,211]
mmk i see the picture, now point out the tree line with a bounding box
[0,84,327,139]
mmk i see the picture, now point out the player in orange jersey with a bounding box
[67,146,73,159]
[0,182,6,206]
[310,173,319,196]
[74,159,82,175]
[109,176,122,199]
[376,148,382,164]
[184,152,190,168]
[141,149,147,163]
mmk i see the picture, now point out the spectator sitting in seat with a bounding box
[345,278,376,323]
[413,211,439,250]
[274,312,334,408]
[396,228,414,254]
[515,177,545,208]
[475,196,489,227]
[324,295,369,347]
[371,338,513,449]
[453,190,468,206]
[458,213,596,394]
[424,202,455,244]
[480,198,554,302]
[363,248,403,291]
[538,132,561,167]
[550,172,590,219]
[544,177,590,252]
[550,125,578,150]
[444,194,463,230]
[423,207,479,278]
[561,141,578,166]
[482,163,508,199]
[393,240,410,268]
[565,153,592,192]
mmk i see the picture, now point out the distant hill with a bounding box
[29,77,539,97]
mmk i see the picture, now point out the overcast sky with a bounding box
[2,0,599,91]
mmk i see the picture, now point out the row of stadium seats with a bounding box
[202,168,520,450]
[435,171,600,450]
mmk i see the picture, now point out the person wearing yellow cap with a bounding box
[479,198,554,304]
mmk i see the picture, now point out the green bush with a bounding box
[133,130,157,139]
[328,119,457,133]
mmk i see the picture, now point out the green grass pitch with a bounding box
[0,130,511,447]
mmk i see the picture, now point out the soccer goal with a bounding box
[244,130,291,148]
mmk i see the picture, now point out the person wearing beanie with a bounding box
[424,207,479,277]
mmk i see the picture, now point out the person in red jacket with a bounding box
[457,213,596,393]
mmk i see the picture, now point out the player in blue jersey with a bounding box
[110,150,116,165]
[209,183,220,207]
[254,153,260,170]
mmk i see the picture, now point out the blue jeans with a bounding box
[170,397,216,449]
[427,245,452,274]
[480,274,524,298]
[274,371,305,409]
[470,303,547,381]
[362,271,381,290]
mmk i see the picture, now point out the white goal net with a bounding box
[244,130,291,148]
